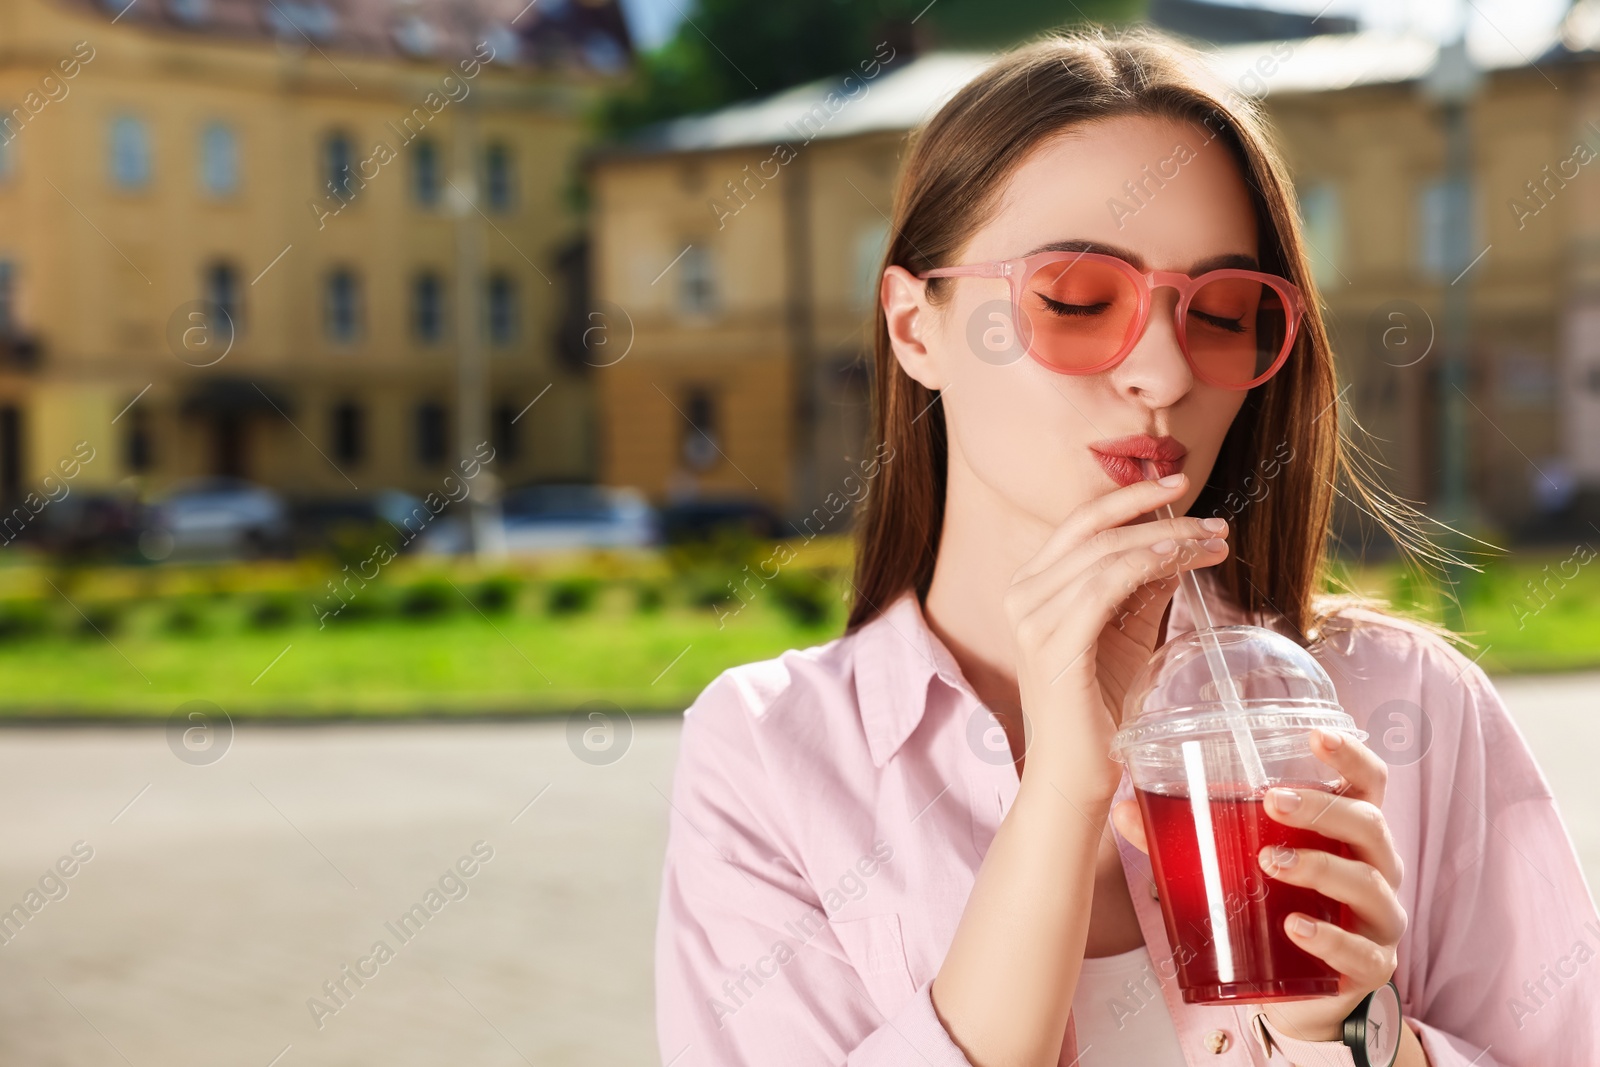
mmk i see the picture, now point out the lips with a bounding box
[1089,434,1187,487]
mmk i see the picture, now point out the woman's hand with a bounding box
[1112,728,1409,1042]
[1004,471,1228,801]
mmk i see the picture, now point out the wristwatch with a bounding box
[1251,981,1402,1067]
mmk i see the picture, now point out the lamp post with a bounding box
[451,93,504,560]
[1421,26,1481,630]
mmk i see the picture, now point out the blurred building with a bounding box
[588,15,1600,540]
[0,0,629,505]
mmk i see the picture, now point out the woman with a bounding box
[655,28,1600,1067]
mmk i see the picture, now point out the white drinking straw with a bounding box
[1141,461,1270,794]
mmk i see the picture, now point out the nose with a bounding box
[1107,284,1193,407]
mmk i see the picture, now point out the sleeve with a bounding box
[1395,647,1600,1067]
[654,672,975,1067]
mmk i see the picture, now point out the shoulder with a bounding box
[1308,597,1488,692]
[676,625,874,780]
[1310,599,1548,800]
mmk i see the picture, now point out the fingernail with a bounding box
[1199,538,1227,553]
[1318,728,1345,750]
[1158,473,1184,487]
[1269,787,1301,813]
[1292,916,1317,938]
[1201,517,1228,533]
[1150,539,1176,554]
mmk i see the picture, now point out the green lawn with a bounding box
[0,544,1595,718]
[0,594,833,718]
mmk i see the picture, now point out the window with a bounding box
[486,272,516,345]
[680,385,719,472]
[412,138,441,207]
[331,401,365,464]
[491,401,520,463]
[199,122,238,197]
[0,121,14,182]
[413,271,445,343]
[325,268,361,343]
[677,244,716,316]
[415,402,447,465]
[169,0,209,25]
[109,115,151,190]
[1296,182,1343,289]
[0,262,13,336]
[853,220,890,311]
[123,406,152,472]
[324,131,355,202]
[483,141,513,211]
[1417,177,1477,280]
[205,261,241,332]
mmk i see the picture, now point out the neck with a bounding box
[921,446,1054,720]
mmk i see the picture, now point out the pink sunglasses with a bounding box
[917,249,1306,390]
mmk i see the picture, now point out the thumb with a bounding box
[1111,799,1148,855]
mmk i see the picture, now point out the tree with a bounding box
[598,0,1148,135]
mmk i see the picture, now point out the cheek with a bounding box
[941,355,1105,505]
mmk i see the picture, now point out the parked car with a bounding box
[291,490,429,556]
[497,483,658,554]
[143,478,291,560]
[35,490,148,560]
[658,495,785,543]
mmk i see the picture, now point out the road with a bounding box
[0,671,1595,1066]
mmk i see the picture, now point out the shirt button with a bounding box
[1204,1030,1231,1054]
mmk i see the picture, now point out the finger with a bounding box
[1012,472,1194,583]
[1030,537,1229,671]
[1310,727,1388,807]
[1008,513,1229,621]
[1112,799,1149,854]
[1281,911,1397,991]
[1259,846,1407,944]
[1264,788,1402,888]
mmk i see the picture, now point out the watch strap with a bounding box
[1251,1012,1360,1067]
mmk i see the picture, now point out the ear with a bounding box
[880,265,943,392]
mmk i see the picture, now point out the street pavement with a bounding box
[0,671,1594,1066]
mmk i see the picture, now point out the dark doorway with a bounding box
[212,415,248,477]
[0,405,20,502]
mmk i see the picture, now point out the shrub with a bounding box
[472,575,522,614]
[398,578,455,619]
[546,575,601,616]
[247,593,298,629]
[0,600,49,642]
[73,602,125,639]
[770,572,834,628]
[162,601,208,636]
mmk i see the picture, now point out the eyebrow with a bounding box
[1019,239,1259,275]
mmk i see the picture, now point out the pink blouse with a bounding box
[655,585,1600,1066]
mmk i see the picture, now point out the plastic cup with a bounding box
[1109,623,1367,1004]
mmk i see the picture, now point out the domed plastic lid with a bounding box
[1109,624,1364,761]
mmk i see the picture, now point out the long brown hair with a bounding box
[846,26,1460,646]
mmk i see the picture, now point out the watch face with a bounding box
[1363,983,1402,1066]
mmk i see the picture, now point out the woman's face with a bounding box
[883,113,1260,534]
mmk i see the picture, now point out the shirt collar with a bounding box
[851,576,1250,768]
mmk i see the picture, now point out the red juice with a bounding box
[1136,785,1352,1004]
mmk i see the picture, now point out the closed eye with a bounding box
[1190,310,1247,334]
[1037,293,1111,317]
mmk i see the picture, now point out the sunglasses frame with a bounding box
[915,249,1307,390]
